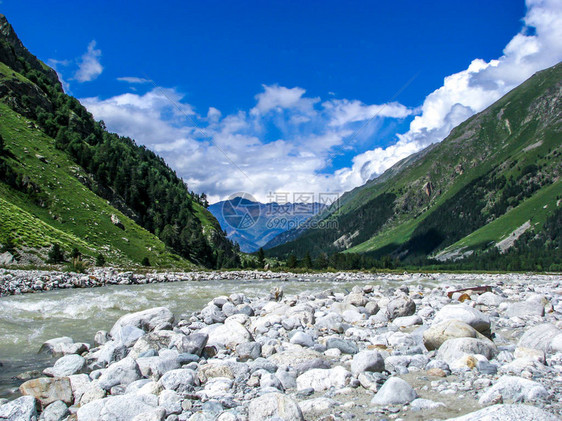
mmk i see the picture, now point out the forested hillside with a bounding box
[0,14,239,267]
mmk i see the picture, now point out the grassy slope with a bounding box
[439,179,562,254]
[0,103,191,267]
[343,63,561,257]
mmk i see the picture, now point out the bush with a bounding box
[95,253,106,266]
[66,257,88,273]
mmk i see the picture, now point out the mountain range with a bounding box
[208,198,326,253]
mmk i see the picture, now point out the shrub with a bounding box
[66,257,88,273]
[95,253,106,266]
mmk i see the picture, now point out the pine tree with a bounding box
[287,254,298,268]
[47,244,65,263]
[303,252,312,268]
[257,247,265,268]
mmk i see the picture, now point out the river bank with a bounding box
[0,272,561,420]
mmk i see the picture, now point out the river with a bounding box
[0,273,405,398]
[1,271,550,401]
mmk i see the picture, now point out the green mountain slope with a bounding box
[268,61,562,268]
[0,14,238,267]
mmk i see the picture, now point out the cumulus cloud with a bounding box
[251,84,320,116]
[80,0,562,202]
[81,83,413,202]
[74,40,103,82]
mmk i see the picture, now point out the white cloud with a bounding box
[251,84,320,116]
[74,40,103,82]
[323,99,416,127]
[81,83,411,202]
[336,0,562,187]
[80,0,562,203]
[117,76,151,84]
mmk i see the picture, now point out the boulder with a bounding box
[111,326,145,347]
[109,307,174,337]
[158,390,182,416]
[158,369,198,393]
[19,377,73,408]
[296,366,350,392]
[170,333,208,356]
[386,296,416,320]
[39,400,69,421]
[517,323,560,352]
[350,351,384,375]
[39,337,74,356]
[437,337,497,366]
[76,394,158,421]
[0,396,38,421]
[550,333,562,353]
[236,342,261,361]
[432,304,490,334]
[479,375,548,405]
[248,393,303,421]
[423,320,489,351]
[371,377,417,405]
[290,332,314,348]
[505,301,545,318]
[268,347,324,369]
[325,337,358,354]
[299,397,337,415]
[477,292,505,306]
[447,404,559,421]
[410,398,445,411]
[202,320,252,349]
[130,408,166,421]
[95,340,128,367]
[97,357,142,391]
[68,374,91,403]
[79,381,106,406]
[43,355,85,377]
[392,314,422,327]
[345,292,368,307]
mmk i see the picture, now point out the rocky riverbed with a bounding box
[0,268,311,297]
[1,272,562,420]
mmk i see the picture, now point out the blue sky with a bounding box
[2,0,561,202]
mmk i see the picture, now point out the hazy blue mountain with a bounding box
[209,198,326,252]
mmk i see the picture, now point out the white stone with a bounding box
[432,303,490,333]
[371,377,417,405]
[109,307,174,337]
[479,375,548,405]
[296,366,350,392]
[447,404,559,421]
[248,393,303,421]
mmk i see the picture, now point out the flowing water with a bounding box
[0,272,527,399]
[0,274,394,398]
